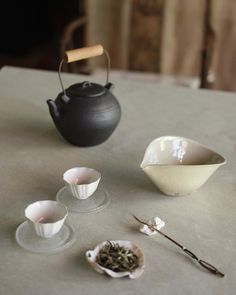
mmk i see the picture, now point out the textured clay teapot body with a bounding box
[47,45,121,147]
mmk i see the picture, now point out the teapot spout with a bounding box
[47,99,60,121]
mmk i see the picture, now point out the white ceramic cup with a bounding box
[25,200,68,238]
[63,167,101,199]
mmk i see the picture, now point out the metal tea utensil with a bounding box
[133,215,225,277]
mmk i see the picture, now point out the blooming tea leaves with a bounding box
[96,241,139,273]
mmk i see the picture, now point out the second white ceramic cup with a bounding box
[63,167,101,200]
[25,200,68,238]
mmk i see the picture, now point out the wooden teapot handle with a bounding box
[65,45,104,63]
[59,45,110,92]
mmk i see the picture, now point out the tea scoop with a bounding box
[133,215,225,277]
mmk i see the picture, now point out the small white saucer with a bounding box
[15,221,75,253]
[56,186,110,213]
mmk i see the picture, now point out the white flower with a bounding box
[140,217,165,236]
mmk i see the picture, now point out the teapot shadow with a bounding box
[1,116,69,148]
[102,163,166,198]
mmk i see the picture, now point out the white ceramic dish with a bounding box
[25,200,68,238]
[141,136,226,196]
[63,167,101,199]
[86,240,145,279]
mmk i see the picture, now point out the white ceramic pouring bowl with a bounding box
[25,200,68,238]
[141,136,226,196]
[63,167,101,199]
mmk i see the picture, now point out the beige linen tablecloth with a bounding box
[0,66,235,295]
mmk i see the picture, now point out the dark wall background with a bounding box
[0,0,81,70]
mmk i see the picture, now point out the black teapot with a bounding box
[47,45,121,147]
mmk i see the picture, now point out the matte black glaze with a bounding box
[47,81,121,146]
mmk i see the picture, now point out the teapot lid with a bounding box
[66,81,106,98]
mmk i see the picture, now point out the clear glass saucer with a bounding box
[15,221,75,253]
[56,186,110,213]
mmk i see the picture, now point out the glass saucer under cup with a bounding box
[15,221,75,253]
[56,186,110,213]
